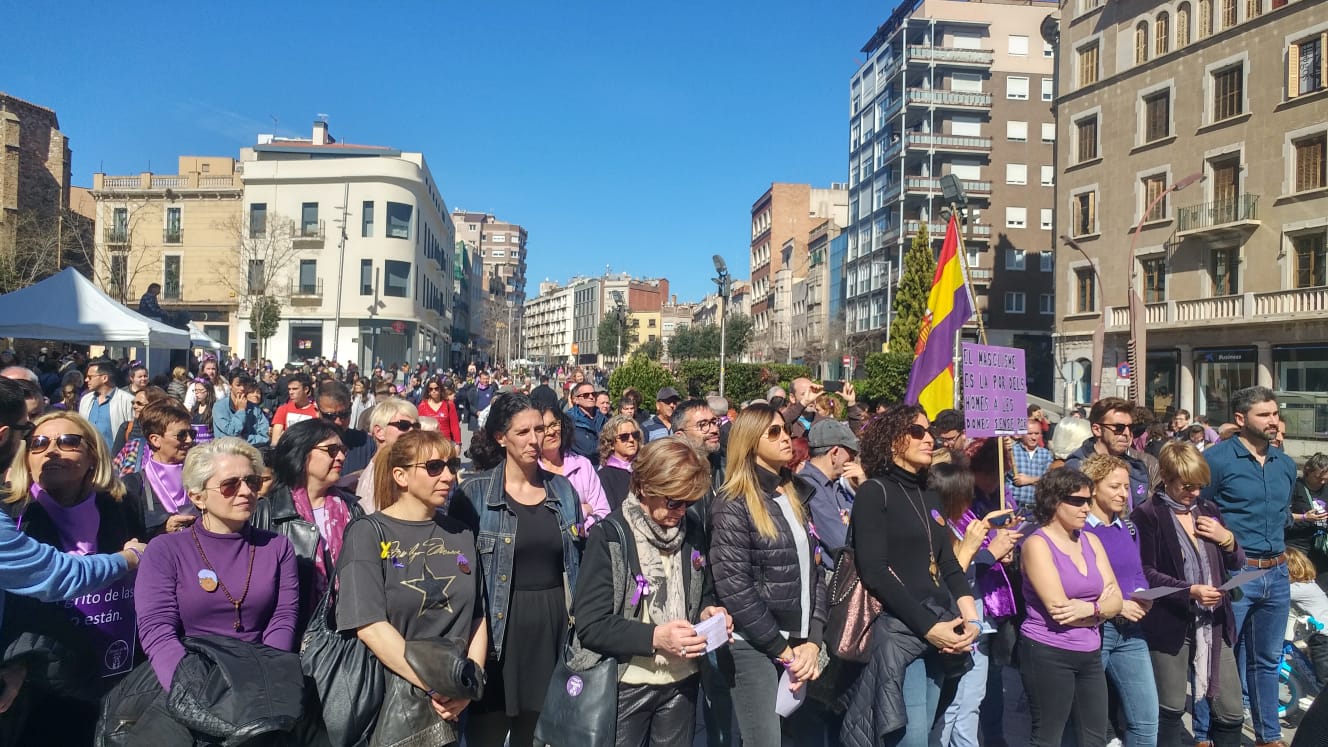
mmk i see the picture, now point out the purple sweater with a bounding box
[135,524,299,688]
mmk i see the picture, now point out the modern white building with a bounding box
[237,121,454,368]
[523,280,575,366]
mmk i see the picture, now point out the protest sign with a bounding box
[960,343,1028,438]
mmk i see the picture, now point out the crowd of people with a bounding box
[0,345,1322,746]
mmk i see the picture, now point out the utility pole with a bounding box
[713,255,730,397]
[330,182,350,365]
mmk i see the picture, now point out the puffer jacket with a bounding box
[708,466,827,659]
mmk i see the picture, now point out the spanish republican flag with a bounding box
[904,215,974,418]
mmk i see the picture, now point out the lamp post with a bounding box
[1061,234,1104,403]
[611,291,626,365]
[1127,171,1203,405]
[713,255,730,397]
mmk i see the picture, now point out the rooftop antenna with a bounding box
[269,115,279,131]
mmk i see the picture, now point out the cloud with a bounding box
[173,100,301,144]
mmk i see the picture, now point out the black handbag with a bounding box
[301,518,387,747]
[532,628,619,747]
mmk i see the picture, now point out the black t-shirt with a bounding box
[337,514,482,644]
[508,496,564,591]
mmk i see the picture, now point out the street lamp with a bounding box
[1127,171,1203,405]
[713,255,730,397]
[1061,234,1104,403]
[611,291,626,365]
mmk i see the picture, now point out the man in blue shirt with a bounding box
[77,360,133,448]
[1009,420,1053,512]
[1202,385,1298,747]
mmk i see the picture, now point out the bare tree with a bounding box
[60,197,164,305]
[213,212,304,360]
[0,208,68,294]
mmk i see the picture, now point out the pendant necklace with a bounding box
[191,523,256,631]
[894,476,940,586]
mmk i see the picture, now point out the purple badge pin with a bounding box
[931,508,946,526]
[691,549,705,571]
[457,553,471,574]
[566,675,584,697]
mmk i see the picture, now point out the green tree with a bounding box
[633,338,663,361]
[609,356,677,413]
[853,350,915,404]
[249,295,282,360]
[669,325,697,361]
[888,225,937,355]
[597,314,637,361]
[723,313,754,359]
[667,314,754,362]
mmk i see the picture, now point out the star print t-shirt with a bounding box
[336,513,482,644]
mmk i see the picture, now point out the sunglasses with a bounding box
[1061,495,1093,507]
[1098,422,1131,435]
[387,420,421,432]
[28,433,86,455]
[664,498,691,510]
[617,432,642,443]
[209,474,263,497]
[412,458,462,477]
[574,392,595,399]
[320,409,351,421]
[1175,482,1205,493]
[427,386,440,391]
[765,423,792,440]
[168,428,195,444]
[313,444,346,459]
[906,424,932,441]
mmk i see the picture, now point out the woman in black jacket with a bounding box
[120,398,197,539]
[709,404,827,746]
[575,437,732,746]
[595,414,642,512]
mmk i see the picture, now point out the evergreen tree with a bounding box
[888,225,938,355]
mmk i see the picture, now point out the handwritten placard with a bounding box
[960,343,1028,438]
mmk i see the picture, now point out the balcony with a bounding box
[104,227,128,245]
[293,221,325,246]
[1176,194,1260,236]
[904,219,992,240]
[968,267,994,284]
[905,176,992,196]
[1104,288,1328,331]
[94,173,243,192]
[906,45,995,66]
[289,278,324,300]
[905,132,992,153]
[906,88,992,109]
[163,228,183,244]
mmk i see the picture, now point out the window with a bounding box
[1143,257,1167,302]
[1079,42,1100,86]
[1007,164,1028,185]
[1007,76,1030,99]
[1076,268,1097,312]
[1005,292,1026,313]
[951,73,983,93]
[110,254,126,298]
[1221,0,1236,28]
[384,260,410,297]
[298,260,318,295]
[1076,115,1099,162]
[1177,3,1192,46]
[248,203,266,238]
[386,202,412,239]
[952,115,982,137]
[1009,35,1029,55]
[1040,293,1055,314]
[1295,134,1327,191]
[1135,22,1150,64]
[163,255,181,300]
[361,201,374,237]
[1211,247,1240,294]
[300,202,319,236]
[953,32,982,49]
[1041,78,1054,101]
[1006,248,1027,269]
[1006,208,1028,229]
[1156,13,1171,55]
[950,162,982,180]
[247,259,265,294]
[1042,123,1056,142]
[1199,0,1213,37]
[1248,0,1262,17]
[1143,174,1168,221]
[1073,191,1097,236]
[1212,64,1244,120]
[1144,90,1171,141]
[1289,35,1326,98]
[1294,233,1327,287]
[1040,208,1054,229]
[360,259,373,295]
[1041,252,1054,271]
[164,207,181,244]
[1007,121,1028,141]
[1042,165,1056,186]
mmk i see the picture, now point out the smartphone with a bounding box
[822,380,845,394]
[989,513,1012,527]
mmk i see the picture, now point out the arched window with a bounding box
[1135,21,1150,64]
[1221,0,1237,28]
[1156,13,1171,55]
[1177,3,1192,46]
[1199,0,1213,38]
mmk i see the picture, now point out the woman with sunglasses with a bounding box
[0,411,147,745]
[596,414,642,512]
[1017,466,1122,747]
[573,437,732,746]
[537,404,609,528]
[843,405,978,747]
[1132,440,1245,747]
[53,381,81,412]
[183,356,227,412]
[111,385,169,476]
[251,418,365,633]
[121,399,199,540]
[448,394,585,747]
[418,377,462,446]
[710,404,827,745]
[335,431,485,745]
[355,398,422,514]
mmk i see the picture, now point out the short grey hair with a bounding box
[1232,385,1277,416]
[182,437,265,497]
[370,398,418,430]
[1048,416,1093,460]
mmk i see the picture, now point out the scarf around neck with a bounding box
[290,486,352,592]
[605,454,633,472]
[144,457,188,514]
[622,494,686,632]
[1160,492,1220,698]
[28,484,100,555]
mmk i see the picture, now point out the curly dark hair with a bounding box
[469,393,537,471]
[1031,466,1094,525]
[859,403,927,478]
[535,403,574,456]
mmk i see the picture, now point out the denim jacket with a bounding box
[448,460,584,660]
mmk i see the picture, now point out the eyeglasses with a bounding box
[169,428,195,444]
[320,409,351,421]
[208,474,263,497]
[906,424,932,441]
[1060,495,1092,507]
[387,420,421,432]
[412,458,462,477]
[690,418,720,432]
[1099,422,1131,435]
[544,422,562,432]
[28,433,86,455]
[765,423,792,440]
[935,431,961,445]
[313,444,346,460]
[427,385,440,391]
[616,432,641,443]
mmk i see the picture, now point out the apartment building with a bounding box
[450,242,486,368]
[798,219,847,374]
[524,279,575,366]
[453,210,528,364]
[1054,0,1328,447]
[749,183,848,361]
[91,157,244,346]
[844,0,1059,396]
[238,121,454,368]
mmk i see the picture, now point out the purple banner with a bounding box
[63,578,137,678]
[960,343,1028,438]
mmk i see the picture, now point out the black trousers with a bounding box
[615,675,700,747]
[1018,638,1108,747]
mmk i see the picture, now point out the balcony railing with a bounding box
[904,219,993,238]
[294,221,325,243]
[1103,289,1328,331]
[906,88,992,108]
[968,267,994,283]
[1176,194,1260,234]
[163,228,183,244]
[95,173,242,191]
[905,176,992,195]
[104,227,128,244]
[289,278,324,298]
[906,132,992,151]
[906,45,995,65]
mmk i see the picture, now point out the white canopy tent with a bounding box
[0,269,191,367]
[188,322,228,351]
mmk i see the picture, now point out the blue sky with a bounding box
[7,1,888,302]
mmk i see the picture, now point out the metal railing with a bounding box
[295,220,326,241]
[907,88,992,107]
[906,46,995,65]
[905,176,993,194]
[104,227,128,244]
[289,278,324,297]
[907,132,992,150]
[163,228,183,244]
[1176,193,1259,233]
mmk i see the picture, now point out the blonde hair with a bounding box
[719,405,805,539]
[1158,440,1211,487]
[631,437,711,504]
[598,414,641,463]
[373,430,456,512]
[370,398,418,431]
[5,411,125,503]
[1288,547,1317,583]
[182,437,265,497]
[1079,453,1129,484]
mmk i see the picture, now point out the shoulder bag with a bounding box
[824,481,884,664]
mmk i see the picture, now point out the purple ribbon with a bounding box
[631,574,651,606]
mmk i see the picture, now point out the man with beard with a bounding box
[1065,396,1159,507]
[671,398,725,493]
[1202,386,1298,747]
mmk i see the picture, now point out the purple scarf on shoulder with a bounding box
[951,508,1018,620]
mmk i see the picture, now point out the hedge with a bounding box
[673,361,812,405]
[608,356,678,413]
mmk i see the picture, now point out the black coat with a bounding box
[597,465,632,513]
[122,471,191,540]
[708,468,827,658]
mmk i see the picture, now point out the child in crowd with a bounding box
[1288,548,1328,684]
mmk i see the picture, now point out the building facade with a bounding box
[1053,0,1327,450]
[453,210,528,365]
[524,279,575,366]
[844,0,1059,395]
[0,93,72,290]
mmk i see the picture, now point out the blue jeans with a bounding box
[939,638,987,747]
[886,653,945,747]
[1230,561,1291,743]
[1100,620,1159,747]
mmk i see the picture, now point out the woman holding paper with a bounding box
[1131,440,1245,747]
[573,437,730,747]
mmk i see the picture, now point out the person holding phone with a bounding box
[1287,453,1328,591]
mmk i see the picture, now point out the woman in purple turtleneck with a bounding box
[134,437,299,690]
[121,399,198,539]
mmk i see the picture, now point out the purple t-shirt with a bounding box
[1021,528,1104,652]
[1083,514,1149,601]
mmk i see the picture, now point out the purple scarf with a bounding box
[289,486,352,596]
[28,484,100,555]
[144,457,189,513]
[952,508,1018,619]
[605,454,633,471]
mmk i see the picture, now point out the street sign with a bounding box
[1116,362,1131,378]
[571,344,580,355]
[391,321,406,334]
[842,355,852,367]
